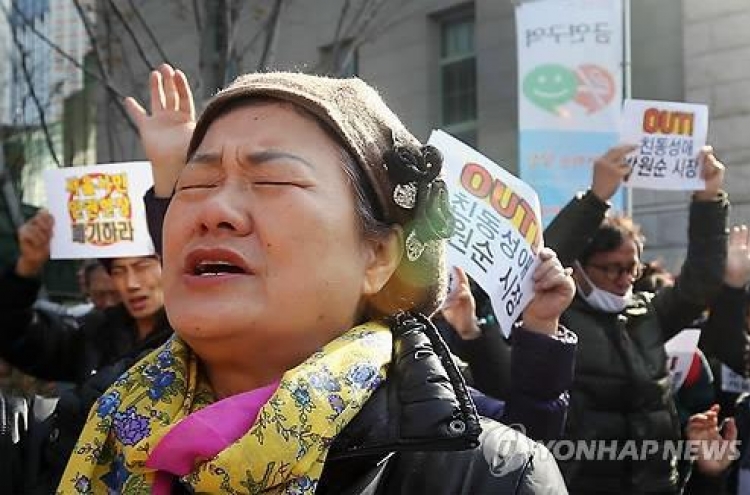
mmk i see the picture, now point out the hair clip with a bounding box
[393,182,418,209]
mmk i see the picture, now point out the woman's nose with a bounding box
[197,183,253,237]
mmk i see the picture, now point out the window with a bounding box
[439,14,477,146]
[319,40,358,78]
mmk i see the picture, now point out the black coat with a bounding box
[0,265,171,384]
[0,264,173,494]
[545,190,729,494]
[168,313,568,494]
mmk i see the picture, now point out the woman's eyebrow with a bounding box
[243,150,314,169]
[187,151,221,166]
[187,150,313,170]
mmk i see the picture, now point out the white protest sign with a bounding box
[429,130,543,337]
[721,364,750,395]
[621,99,708,190]
[664,328,701,391]
[43,162,155,259]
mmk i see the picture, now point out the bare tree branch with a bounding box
[191,0,203,32]
[236,16,271,69]
[124,0,174,66]
[106,0,156,71]
[222,0,245,85]
[70,0,139,142]
[257,0,285,71]
[6,7,61,167]
[335,0,411,75]
[5,1,132,103]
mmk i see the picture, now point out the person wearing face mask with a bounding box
[544,144,730,495]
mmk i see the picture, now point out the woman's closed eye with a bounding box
[252,174,314,188]
[254,180,301,187]
[175,182,217,192]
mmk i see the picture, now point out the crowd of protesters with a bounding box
[0,63,747,494]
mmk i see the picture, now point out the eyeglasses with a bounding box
[586,262,643,281]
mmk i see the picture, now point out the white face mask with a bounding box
[575,262,632,313]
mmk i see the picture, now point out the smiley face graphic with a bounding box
[523,64,578,114]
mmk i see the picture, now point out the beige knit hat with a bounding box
[187,72,454,316]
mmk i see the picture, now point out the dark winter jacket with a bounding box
[159,313,569,494]
[0,266,170,384]
[0,264,172,494]
[436,319,576,441]
[545,190,729,494]
[727,393,750,494]
[702,285,750,419]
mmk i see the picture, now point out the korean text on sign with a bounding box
[621,99,708,191]
[43,162,155,260]
[525,21,612,47]
[430,130,543,337]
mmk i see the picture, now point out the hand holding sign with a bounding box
[125,64,196,197]
[522,248,575,335]
[15,210,54,278]
[591,144,638,202]
[693,146,725,201]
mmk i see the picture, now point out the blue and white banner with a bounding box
[515,0,624,224]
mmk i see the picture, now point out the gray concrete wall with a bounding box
[683,0,750,229]
[628,0,688,270]
[95,0,750,276]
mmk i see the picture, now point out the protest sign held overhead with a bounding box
[43,162,155,259]
[621,99,708,191]
[429,130,543,337]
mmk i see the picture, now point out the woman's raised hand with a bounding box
[125,63,196,197]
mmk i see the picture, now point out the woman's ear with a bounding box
[361,226,403,296]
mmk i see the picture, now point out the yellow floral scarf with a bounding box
[59,322,392,494]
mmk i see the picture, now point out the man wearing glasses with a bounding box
[544,144,729,495]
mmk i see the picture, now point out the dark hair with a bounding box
[81,260,107,288]
[633,260,673,292]
[98,256,159,275]
[186,97,393,242]
[579,215,645,265]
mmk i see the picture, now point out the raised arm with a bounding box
[125,63,196,198]
[0,211,87,382]
[545,145,635,266]
[501,248,578,440]
[700,225,750,373]
[127,64,196,255]
[655,147,729,340]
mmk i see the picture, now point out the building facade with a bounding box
[2,0,93,206]
[95,0,749,266]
